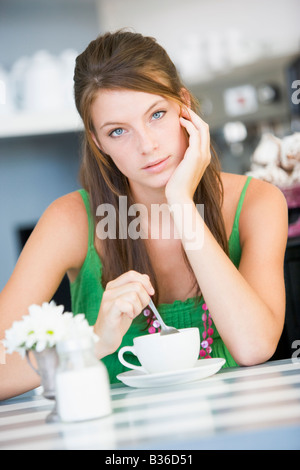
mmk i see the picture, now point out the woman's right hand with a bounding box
[93,270,155,357]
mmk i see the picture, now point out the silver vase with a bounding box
[26,347,59,423]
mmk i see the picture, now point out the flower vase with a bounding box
[26,347,59,423]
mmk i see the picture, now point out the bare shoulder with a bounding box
[0,192,90,328]
[221,172,288,247]
[240,176,288,221]
[44,190,87,223]
[239,176,288,248]
[34,191,89,271]
[221,171,287,218]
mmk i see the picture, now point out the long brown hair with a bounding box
[74,30,228,306]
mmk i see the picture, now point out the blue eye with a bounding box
[110,128,124,137]
[152,111,165,120]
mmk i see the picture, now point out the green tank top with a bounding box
[70,176,252,383]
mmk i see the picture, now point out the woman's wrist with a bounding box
[93,337,113,360]
[92,326,114,360]
[167,198,205,252]
[165,189,194,207]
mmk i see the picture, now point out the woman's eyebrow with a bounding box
[99,99,167,130]
[145,98,167,115]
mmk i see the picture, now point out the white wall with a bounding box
[0,0,100,289]
[0,135,81,289]
[98,0,300,73]
[1,0,299,289]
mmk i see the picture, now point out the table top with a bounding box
[1,358,300,450]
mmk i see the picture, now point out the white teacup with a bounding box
[118,328,200,374]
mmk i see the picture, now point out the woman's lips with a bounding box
[142,156,170,173]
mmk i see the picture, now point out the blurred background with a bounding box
[0,0,300,357]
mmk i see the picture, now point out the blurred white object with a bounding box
[247,164,290,186]
[177,29,269,84]
[10,56,30,110]
[224,84,258,117]
[59,49,78,110]
[246,132,300,187]
[9,49,78,114]
[206,32,229,73]
[280,133,300,170]
[177,34,211,83]
[0,66,15,114]
[226,30,263,67]
[289,164,300,184]
[23,50,65,112]
[55,336,112,423]
[252,133,281,166]
[223,121,247,144]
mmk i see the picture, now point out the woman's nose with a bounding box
[137,127,158,155]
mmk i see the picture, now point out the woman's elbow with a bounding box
[233,340,279,367]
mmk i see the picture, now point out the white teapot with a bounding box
[59,49,78,110]
[0,65,15,115]
[23,50,65,112]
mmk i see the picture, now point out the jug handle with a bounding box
[26,350,40,376]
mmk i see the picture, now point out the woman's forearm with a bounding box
[0,351,40,401]
[168,198,281,365]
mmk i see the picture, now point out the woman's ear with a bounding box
[90,130,102,151]
[180,88,192,108]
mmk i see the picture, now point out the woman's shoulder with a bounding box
[43,190,88,228]
[39,190,89,271]
[221,172,288,245]
[50,189,86,206]
[221,171,287,207]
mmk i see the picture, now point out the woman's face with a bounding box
[90,88,188,195]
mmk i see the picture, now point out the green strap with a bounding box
[232,176,252,232]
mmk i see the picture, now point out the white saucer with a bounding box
[116,358,225,388]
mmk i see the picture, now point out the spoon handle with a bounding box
[148,299,166,329]
[148,299,180,335]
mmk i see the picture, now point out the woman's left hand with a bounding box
[165,108,211,204]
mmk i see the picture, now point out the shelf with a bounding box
[1,52,297,139]
[188,53,298,88]
[0,110,84,138]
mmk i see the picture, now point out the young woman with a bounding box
[0,30,288,399]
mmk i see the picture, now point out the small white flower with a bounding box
[3,301,98,356]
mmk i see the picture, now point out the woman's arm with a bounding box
[166,111,288,366]
[0,192,154,400]
[0,192,88,400]
[93,270,154,358]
